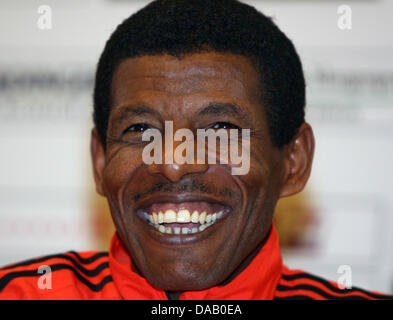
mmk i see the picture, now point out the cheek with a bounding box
[250,137,283,186]
[101,147,146,243]
[242,147,282,221]
[246,151,272,195]
[102,147,144,210]
[104,146,142,182]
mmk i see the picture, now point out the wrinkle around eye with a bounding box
[104,134,148,168]
[103,140,129,167]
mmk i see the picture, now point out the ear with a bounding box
[279,122,315,198]
[90,128,106,196]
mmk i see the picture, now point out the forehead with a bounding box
[110,52,262,114]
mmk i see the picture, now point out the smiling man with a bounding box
[0,0,392,300]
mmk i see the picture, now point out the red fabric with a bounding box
[1,223,391,299]
[109,224,282,300]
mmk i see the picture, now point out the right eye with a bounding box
[125,123,150,133]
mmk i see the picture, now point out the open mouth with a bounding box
[136,201,231,235]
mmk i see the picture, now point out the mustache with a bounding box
[133,179,235,203]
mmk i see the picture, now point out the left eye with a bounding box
[212,122,240,130]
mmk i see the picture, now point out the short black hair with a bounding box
[93,0,305,149]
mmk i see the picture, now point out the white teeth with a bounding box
[177,209,190,223]
[158,211,164,224]
[164,209,176,223]
[191,211,199,223]
[148,209,226,234]
[199,211,206,224]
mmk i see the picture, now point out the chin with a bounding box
[147,269,219,292]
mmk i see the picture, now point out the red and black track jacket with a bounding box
[0,225,392,300]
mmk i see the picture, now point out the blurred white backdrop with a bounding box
[0,0,392,293]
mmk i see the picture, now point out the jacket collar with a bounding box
[109,224,282,300]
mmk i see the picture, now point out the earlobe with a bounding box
[90,128,106,196]
[279,122,315,198]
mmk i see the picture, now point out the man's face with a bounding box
[91,52,310,291]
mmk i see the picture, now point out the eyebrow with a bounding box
[112,102,253,125]
[112,105,160,123]
[197,102,253,124]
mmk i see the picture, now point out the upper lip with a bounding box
[134,193,232,211]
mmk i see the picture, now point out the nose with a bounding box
[147,139,209,182]
[148,162,209,182]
